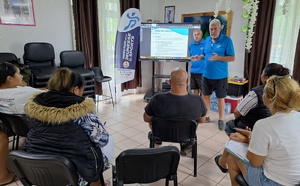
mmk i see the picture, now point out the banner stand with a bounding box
[114,8,141,103]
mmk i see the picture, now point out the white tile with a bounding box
[121,118,142,127]
[112,115,132,122]
[115,138,141,151]
[108,123,130,132]
[197,144,219,161]
[218,173,231,186]
[111,132,127,143]
[130,132,150,144]
[180,173,218,186]
[201,139,226,152]
[198,161,228,183]
[120,127,141,138]
[10,94,237,186]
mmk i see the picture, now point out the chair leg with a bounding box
[165,179,169,186]
[107,81,114,107]
[173,175,178,186]
[193,143,197,177]
[95,94,99,112]
[99,174,105,186]
[12,135,16,150]
[112,165,117,186]
[149,140,154,148]
[30,74,35,87]
[16,135,20,150]
[148,132,154,148]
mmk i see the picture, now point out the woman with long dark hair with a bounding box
[0,62,43,185]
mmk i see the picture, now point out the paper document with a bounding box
[225,140,250,164]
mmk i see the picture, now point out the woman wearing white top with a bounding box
[0,62,44,185]
[227,75,300,186]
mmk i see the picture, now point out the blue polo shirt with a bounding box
[203,33,235,79]
[189,39,206,74]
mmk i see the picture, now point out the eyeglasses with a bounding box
[271,75,292,99]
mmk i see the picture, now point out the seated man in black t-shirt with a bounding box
[144,67,207,155]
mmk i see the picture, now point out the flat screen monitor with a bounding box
[140,23,201,61]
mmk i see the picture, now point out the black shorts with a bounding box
[0,120,15,137]
[202,77,228,98]
[190,73,203,90]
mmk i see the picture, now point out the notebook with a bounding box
[225,140,250,164]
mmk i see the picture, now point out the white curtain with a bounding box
[97,0,121,101]
[270,0,300,73]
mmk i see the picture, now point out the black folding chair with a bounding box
[149,117,198,177]
[60,50,95,98]
[0,113,29,150]
[112,146,180,186]
[8,150,79,186]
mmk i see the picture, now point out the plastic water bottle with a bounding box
[224,103,231,114]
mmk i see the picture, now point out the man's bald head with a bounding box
[170,67,188,86]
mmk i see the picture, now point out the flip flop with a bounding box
[0,173,16,186]
[214,155,228,173]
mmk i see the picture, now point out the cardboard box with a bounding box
[225,96,243,113]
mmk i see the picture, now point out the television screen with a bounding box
[140,23,201,61]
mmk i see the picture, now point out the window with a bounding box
[98,0,120,97]
[270,0,300,73]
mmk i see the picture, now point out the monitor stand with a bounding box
[143,60,189,102]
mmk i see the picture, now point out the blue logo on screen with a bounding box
[124,12,140,31]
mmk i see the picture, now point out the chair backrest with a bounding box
[60,50,85,68]
[0,113,29,137]
[0,52,18,64]
[8,150,79,186]
[151,117,198,144]
[114,146,180,185]
[23,42,55,67]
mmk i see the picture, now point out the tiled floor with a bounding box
[7,93,234,186]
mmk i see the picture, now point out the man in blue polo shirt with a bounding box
[193,19,235,130]
[189,29,206,95]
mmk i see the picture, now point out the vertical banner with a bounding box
[114,8,141,84]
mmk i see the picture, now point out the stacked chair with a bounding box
[23,42,57,88]
[0,52,18,64]
[0,52,31,83]
[60,50,95,98]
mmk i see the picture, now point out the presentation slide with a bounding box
[150,28,188,57]
[139,23,201,60]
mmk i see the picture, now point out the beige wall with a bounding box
[140,0,247,92]
[0,0,247,93]
[0,0,73,65]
